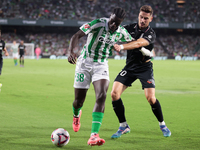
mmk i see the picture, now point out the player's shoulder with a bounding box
[0,39,5,43]
[149,26,156,34]
[147,26,156,37]
[88,17,108,27]
[0,39,5,45]
[123,23,137,29]
[98,17,108,22]
[91,17,107,24]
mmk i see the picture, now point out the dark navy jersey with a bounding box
[18,44,26,55]
[0,40,5,59]
[123,23,156,72]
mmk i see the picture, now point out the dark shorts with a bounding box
[115,65,155,89]
[0,59,3,75]
[20,53,24,58]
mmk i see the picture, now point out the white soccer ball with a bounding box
[51,128,70,147]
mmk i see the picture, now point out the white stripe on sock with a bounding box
[92,121,101,125]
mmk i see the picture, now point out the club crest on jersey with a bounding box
[115,35,120,41]
[98,36,114,45]
[84,24,90,29]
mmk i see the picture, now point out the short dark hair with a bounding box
[113,7,126,19]
[140,5,153,16]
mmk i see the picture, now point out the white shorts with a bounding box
[13,53,19,58]
[73,55,110,89]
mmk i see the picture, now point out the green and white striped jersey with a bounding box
[80,18,133,62]
[11,44,18,54]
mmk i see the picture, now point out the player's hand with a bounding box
[68,53,77,64]
[5,52,9,56]
[113,44,121,52]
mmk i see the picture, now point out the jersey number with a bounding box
[76,73,84,82]
[120,70,127,76]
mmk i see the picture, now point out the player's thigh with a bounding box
[114,69,137,87]
[111,81,127,97]
[92,61,110,83]
[13,53,18,59]
[138,67,155,89]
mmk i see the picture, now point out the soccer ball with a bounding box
[51,128,70,147]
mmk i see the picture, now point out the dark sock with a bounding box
[151,99,164,122]
[22,60,24,65]
[112,98,126,123]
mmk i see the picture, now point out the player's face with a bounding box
[138,11,153,29]
[108,14,123,33]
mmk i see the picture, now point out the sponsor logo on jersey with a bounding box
[147,79,155,85]
[84,24,90,29]
[98,36,115,45]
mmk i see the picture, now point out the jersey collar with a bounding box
[135,23,150,33]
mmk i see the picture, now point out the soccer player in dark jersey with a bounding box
[111,5,171,138]
[18,41,26,67]
[0,30,9,91]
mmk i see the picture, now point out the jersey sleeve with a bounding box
[118,27,133,42]
[80,18,104,35]
[2,41,5,49]
[142,29,156,44]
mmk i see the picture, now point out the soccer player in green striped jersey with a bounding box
[68,7,133,146]
[11,41,19,66]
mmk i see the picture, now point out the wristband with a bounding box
[120,45,124,50]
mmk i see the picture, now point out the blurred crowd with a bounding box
[0,0,200,23]
[1,32,200,58]
[156,35,200,57]
[1,0,200,58]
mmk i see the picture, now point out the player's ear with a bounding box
[150,16,153,22]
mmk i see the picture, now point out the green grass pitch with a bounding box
[0,59,200,150]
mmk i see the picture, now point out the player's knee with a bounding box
[73,100,83,108]
[96,92,107,103]
[146,96,156,105]
[111,90,119,101]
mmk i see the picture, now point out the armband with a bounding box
[140,47,153,57]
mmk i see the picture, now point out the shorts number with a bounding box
[120,70,127,76]
[76,73,84,82]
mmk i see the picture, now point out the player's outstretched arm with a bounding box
[115,38,149,51]
[3,47,9,56]
[68,30,85,64]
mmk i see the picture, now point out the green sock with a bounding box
[72,105,82,116]
[14,59,17,64]
[91,112,104,134]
